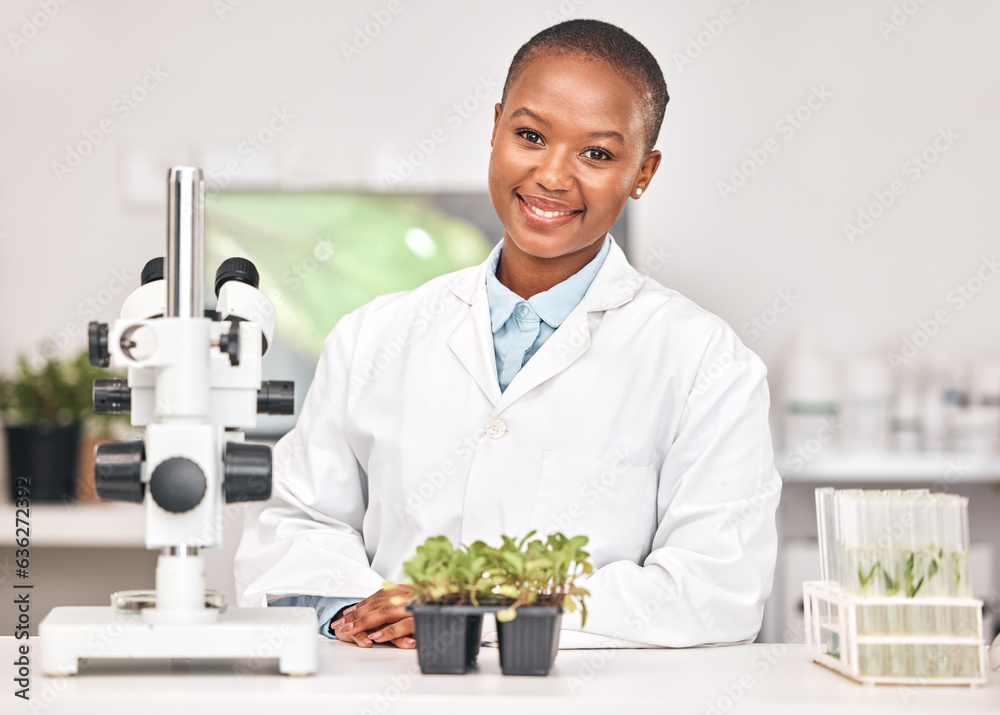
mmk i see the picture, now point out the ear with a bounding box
[632,150,662,198]
[490,103,503,148]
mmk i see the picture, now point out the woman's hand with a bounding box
[331,587,416,649]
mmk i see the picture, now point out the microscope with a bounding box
[39,167,317,676]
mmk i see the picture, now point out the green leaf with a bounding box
[857,563,877,591]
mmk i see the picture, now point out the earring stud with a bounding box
[635,188,643,197]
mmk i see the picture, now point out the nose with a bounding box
[534,147,574,192]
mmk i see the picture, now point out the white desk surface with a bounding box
[3,639,998,714]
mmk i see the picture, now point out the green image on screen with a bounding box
[206,192,496,357]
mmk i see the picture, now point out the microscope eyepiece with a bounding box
[141,257,165,285]
[214,257,260,297]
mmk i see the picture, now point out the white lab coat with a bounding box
[235,237,781,648]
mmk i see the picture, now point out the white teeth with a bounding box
[528,204,574,218]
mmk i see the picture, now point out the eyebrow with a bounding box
[509,106,626,146]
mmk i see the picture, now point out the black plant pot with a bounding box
[5,423,81,503]
[408,604,491,674]
[496,606,563,676]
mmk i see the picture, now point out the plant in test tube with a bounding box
[904,552,924,598]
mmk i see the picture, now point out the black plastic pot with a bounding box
[496,606,563,676]
[5,423,81,502]
[408,604,491,674]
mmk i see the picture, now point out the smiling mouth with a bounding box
[516,194,583,228]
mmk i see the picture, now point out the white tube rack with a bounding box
[803,581,986,686]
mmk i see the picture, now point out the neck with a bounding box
[496,235,605,299]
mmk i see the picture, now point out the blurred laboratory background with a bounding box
[1,0,999,645]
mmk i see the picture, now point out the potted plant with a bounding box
[389,531,592,676]
[492,532,592,676]
[390,536,499,674]
[0,351,122,502]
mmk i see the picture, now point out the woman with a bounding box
[236,18,780,650]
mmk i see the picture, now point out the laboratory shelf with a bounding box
[777,452,1000,485]
[0,501,145,548]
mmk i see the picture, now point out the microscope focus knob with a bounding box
[257,380,295,415]
[223,442,272,503]
[94,441,146,503]
[93,378,131,414]
[218,321,240,366]
[149,457,207,513]
[88,321,110,368]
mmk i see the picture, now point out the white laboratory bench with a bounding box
[2,639,998,714]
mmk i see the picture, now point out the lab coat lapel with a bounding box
[446,265,503,407]
[494,237,640,413]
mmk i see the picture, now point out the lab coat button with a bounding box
[516,304,530,318]
[486,419,507,439]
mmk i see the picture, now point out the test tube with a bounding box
[835,490,863,594]
[845,491,882,675]
[883,490,907,677]
[899,493,928,677]
[815,488,839,659]
[943,495,972,598]
[928,495,950,677]
[863,491,888,676]
[943,494,978,677]
[816,488,836,585]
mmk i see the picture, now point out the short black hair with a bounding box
[500,19,669,153]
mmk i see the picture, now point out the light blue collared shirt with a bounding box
[486,236,610,391]
[272,235,610,636]
[269,594,359,640]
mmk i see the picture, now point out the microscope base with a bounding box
[39,605,319,676]
[990,633,1000,672]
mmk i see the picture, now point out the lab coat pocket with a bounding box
[528,450,657,568]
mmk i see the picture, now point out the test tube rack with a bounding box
[803,581,986,686]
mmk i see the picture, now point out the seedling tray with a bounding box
[408,604,565,675]
[408,604,496,674]
[496,606,562,676]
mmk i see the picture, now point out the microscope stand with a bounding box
[39,606,319,676]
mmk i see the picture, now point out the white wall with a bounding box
[2,0,999,378]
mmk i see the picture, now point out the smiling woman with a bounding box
[236,18,781,653]
[488,34,664,298]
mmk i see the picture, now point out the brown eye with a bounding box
[517,129,543,145]
[584,148,611,161]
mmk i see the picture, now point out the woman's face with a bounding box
[488,52,661,262]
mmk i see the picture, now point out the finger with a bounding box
[337,612,384,637]
[369,617,414,644]
[332,626,358,643]
[336,625,373,647]
[390,636,417,649]
[348,600,409,632]
[352,587,410,618]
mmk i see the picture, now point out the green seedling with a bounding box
[387,530,593,625]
